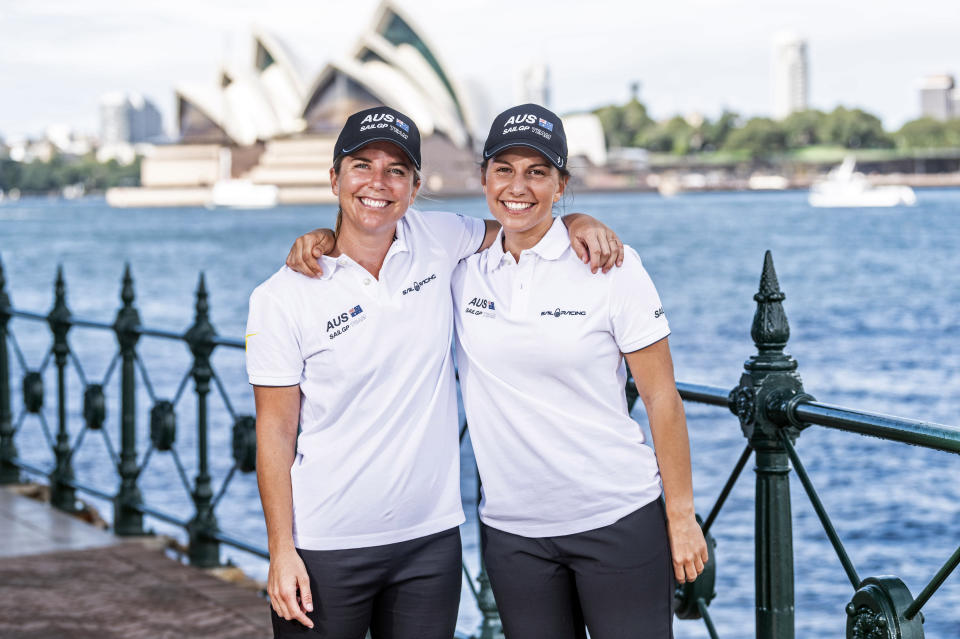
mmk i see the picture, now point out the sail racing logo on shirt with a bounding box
[327,304,366,340]
[465,297,496,319]
[541,308,587,317]
[402,273,437,295]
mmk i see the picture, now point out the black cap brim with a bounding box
[483,141,565,170]
[340,137,421,170]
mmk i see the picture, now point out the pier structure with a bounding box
[0,251,958,639]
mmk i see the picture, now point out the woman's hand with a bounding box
[666,512,709,583]
[267,547,315,628]
[561,213,624,274]
[285,228,336,277]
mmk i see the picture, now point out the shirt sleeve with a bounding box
[418,210,486,263]
[245,285,303,386]
[609,246,671,353]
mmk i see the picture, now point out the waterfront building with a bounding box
[112,1,483,206]
[563,113,607,167]
[98,92,164,165]
[7,137,56,163]
[99,92,164,145]
[45,124,95,157]
[514,62,551,108]
[772,31,809,120]
[918,74,955,121]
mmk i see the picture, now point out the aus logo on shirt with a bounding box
[327,304,366,340]
[465,297,497,319]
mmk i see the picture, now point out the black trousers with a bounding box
[271,527,462,639]
[481,500,674,639]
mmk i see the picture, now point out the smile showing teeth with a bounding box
[359,197,390,208]
[502,201,534,211]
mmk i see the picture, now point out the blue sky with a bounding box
[1,0,958,139]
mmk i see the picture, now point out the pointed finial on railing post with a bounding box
[120,263,136,309]
[751,250,791,356]
[113,263,144,535]
[729,251,814,639]
[0,255,20,485]
[185,271,220,567]
[47,264,76,511]
[195,272,209,321]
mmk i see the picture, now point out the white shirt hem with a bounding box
[619,327,671,355]
[293,511,466,550]
[248,373,300,386]
[480,496,661,538]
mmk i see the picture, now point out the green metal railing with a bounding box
[1,251,958,639]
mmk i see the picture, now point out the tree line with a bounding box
[592,100,960,157]
[0,154,141,195]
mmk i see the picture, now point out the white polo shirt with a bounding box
[246,208,485,550]
[452,216,671,537]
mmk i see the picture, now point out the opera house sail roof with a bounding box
[175,1,475,149]
[114,1,485,207]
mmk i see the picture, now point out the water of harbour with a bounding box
[1,189,958,638]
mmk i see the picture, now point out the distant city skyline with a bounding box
[2,0,959,140]
[772,32,809,120]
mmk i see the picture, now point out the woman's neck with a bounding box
[503,219,553,262]
[331,226,396,279]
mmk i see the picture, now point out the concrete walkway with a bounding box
[0,487,272,638]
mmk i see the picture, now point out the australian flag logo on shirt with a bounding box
[349,305,363,317]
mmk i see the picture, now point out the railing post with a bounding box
[47,266,76,511]
[112,264,144,535]
[475,469,504,639]
[0,256,19,485]
[185,273,219,567]
[730,252,808,639]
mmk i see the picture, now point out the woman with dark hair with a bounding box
[454,104,707,639]
[246,105,622,639]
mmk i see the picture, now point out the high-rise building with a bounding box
[772,32,809,120]
[918,74,955,121]
[514,63,550,108]
[99,92,164,145]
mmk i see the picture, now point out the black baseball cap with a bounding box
[333,106,421,169]
[482,103,567,170]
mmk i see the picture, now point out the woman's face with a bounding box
[482,146,567,239]
[331,141,419,237]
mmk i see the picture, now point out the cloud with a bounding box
[1,0,958,137]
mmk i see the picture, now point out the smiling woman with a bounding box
[247,107,479,639]
[246,105,623,639]
[449,103,708,639]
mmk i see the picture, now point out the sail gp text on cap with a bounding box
[482,103,568,170]
[334,106,422,169]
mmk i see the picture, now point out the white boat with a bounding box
[809,157,916,207]
[206,148,279,209]
[748,174,789,191]
[206,179,279,209]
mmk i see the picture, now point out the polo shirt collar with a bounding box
[317,255,342,280]
[484,216,567,273]
[317,217,411,280]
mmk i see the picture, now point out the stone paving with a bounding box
[0,488,272,638]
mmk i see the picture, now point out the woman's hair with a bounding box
[332,153,422,238]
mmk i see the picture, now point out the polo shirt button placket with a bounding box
[514,255,533,315]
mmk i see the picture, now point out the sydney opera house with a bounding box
[108,2,499,207]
